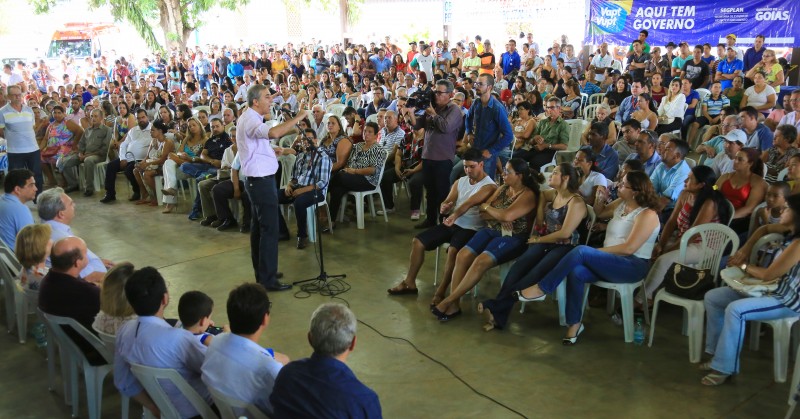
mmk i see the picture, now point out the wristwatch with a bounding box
[740,263,748,272]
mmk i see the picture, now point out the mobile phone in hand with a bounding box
[206,325,224,335]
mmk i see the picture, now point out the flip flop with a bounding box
[701,372,730,386]
[387,283,418,295]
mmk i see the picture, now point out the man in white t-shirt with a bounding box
[589,43,614,82]
[411,45,436,81]
[778,90,800,130]
[387,148,497,298]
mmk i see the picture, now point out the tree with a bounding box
[27,0,246,53]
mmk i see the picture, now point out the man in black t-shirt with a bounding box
[681,45,710,90]
[255,50,272,75]
[627,40,650,81]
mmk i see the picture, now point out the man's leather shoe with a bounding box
[239,224,250,233]
[100,195,116,204]
[216,219,238,231]
[83,190,94,197]
[200,216,218,226]
[128,194,140,201]
[264,282,292,291]
[296,237,309,249]
[276,272,284,279]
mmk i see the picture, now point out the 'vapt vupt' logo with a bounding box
[592,0,633,33]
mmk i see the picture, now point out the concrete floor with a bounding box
[0,185,796,419]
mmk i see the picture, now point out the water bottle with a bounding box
[32,322,47,348]
[633,316,645,345]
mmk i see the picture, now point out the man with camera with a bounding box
[277,129,332,249]
[463,74,514,180]
[401,79,462,229]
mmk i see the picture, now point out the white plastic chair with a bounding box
[0,244,29,343]
[95,329,131,419]
[724,199,736,226]
[555,119,588,164]
[648,224,740,361]
[192,105,211,116]
[748,202,768,237]
[583,104,599,122]
[778,167,789,181]
[327,103,346,117]
[336,151,389,229]
[283,198,333,243]
[685,157,697,168]
[366,114,378,124]
[747,233,798,383]
[129,363,218,419]
[583,278,650,343]
[589,93,605,106]
[42,312,114,419]
[37,308,74,408]
[208,387,269,419]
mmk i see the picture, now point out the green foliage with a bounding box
[399,27,431,46]
[283,0,364,27]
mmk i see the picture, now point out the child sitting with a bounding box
[178,290,222,347]
[756,181,790,228]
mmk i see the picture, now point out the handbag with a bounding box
[663,263,714,300]
[721,267,779,298]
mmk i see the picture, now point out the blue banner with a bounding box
[586,0,799,47]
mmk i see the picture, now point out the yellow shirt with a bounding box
[272,59,288,76]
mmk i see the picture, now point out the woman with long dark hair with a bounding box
[715,147,768,234]
[638,165,730,305]
[479,163,587,331]
[701,193,800,385]
[516,171,661,344]
[573,147,608,206]
[432,158,541,321]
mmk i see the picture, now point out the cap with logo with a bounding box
[724,129,746,144]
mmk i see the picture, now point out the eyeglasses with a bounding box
[474,82,487,87]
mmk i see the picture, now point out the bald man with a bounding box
[38,237,100,331]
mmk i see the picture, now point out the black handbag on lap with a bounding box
[663,263,714,300]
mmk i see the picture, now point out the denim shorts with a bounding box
[464,228,527,264]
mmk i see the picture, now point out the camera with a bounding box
[405,89,435,111]
[292,136,316,154]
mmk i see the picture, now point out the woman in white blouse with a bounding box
[655,78,686,134]
[515,171,661,344]
[740,71,776,116]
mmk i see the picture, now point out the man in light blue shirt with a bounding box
[625,131,662,176]
[37,188,112,283]
[369,50,392,73]
[650,137,691,216]
[202,283,287,416]
[115,267,209,419]
[0,169,36,248]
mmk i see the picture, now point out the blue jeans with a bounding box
[278,189,324,238]
[704,287,796,375]
[536,245,650,325]
[482,244,574,328]
[198,75,210,92]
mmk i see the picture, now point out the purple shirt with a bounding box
[236,107,279,177]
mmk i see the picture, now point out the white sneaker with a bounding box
[377,207,395,216]
[410,210,420,221]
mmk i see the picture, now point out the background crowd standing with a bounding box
[1,28,800,417]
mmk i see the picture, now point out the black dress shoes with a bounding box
[100,195,116,204]
[296,237,309,249]
[200,216,218,226]
[216,219,238,231]
[264,282,292,291]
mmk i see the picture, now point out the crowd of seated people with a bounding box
[1,32,800,407]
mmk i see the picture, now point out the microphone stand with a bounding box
[292,146,346,286]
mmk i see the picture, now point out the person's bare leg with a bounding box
[131,391,160,417]
[432,246,458,305]
[434,248,477,313]
[133,170,149,202]
[437,253,495,315]
[143,171,158,203]
[389,238,425,292]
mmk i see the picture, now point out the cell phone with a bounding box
[205,325,224,335]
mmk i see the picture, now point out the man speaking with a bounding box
[238,84,308,291]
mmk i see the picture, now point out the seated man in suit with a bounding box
[270,303,382,418]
